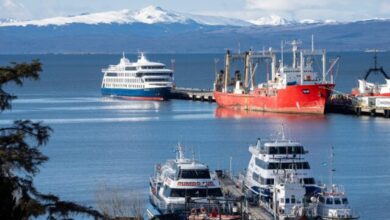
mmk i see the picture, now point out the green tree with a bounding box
[0,60,104,220]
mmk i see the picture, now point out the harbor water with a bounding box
[1,53,390,219]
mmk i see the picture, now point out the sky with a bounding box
[1,0,390,21]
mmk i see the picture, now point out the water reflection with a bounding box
[214,107,326,121]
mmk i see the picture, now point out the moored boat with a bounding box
[240,130,359,220]
[147,144,240,220]
[101,52,174,100]
[214,39,338,114]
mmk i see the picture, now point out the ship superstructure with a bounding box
[101,52,174,100]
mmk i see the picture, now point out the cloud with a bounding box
[245,0,389,21]
[246,0,327,11]
[380,1,390,14]
[0,0,30,19]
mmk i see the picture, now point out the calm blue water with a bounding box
[1,53,390,219]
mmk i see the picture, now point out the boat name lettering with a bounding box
[177,181,215,187]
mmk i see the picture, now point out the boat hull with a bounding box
[101,87,171,101]
[214,84,334,114]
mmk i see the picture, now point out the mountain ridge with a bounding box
[3,5,386,27]
[0,6,389,53]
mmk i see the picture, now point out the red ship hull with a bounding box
[214,84,335,114]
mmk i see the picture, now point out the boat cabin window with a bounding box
[252,172,260,182]
[179,169,210,179]
[267,146,304,155]
[136,72,173,77]
[342,198,348,205]
[141,65,165,69]
[168,187,223,197]
[106,73,117,77]
[326,198,333,205]
[255,159,310,170]
[125,67,136,71]
[163,185,171,198]
[252,173,274,185]
[145,78,170,82]
[291,195,296,203]
[319,196,325,203]
[334,198,341,205]
[280,198,284,204]
[285,198,290,204]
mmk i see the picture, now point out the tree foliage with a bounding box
[0,60,104,220]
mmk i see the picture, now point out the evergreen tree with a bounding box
[0,60,104,220]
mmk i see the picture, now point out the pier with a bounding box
[217,172,273,220]
[170,87,215,102]
[327,94,390,118]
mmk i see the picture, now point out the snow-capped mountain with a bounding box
[248,15,292,26]
[0,5,252,27]
[0,5,389,53]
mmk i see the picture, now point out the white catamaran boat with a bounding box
[147,144,224,218]
[101,52,174,100]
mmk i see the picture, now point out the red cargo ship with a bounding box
[213,40,338,114]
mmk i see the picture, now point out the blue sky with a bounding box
[1,0,390,21]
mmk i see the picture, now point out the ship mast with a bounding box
[224,50,231,92]
[329,146,335,187]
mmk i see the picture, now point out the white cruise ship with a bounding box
[101,53,174,100]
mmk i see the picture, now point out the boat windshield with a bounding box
[342,198,349,204]
[179,169,211,179]
[334,198,342,205]
[165,187,223,197]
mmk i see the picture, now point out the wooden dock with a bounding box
[217,173,273,220]
[170,87,215,102]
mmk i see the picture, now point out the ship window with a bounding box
[141,65,165,69]
[179,169,210,179]
[169,188,223,197]
[334,198,341,205]
[280,198,284,204]
[163,186,171,198]
[326,198,333,205]
[319,196,325,203]
[291,195,296,203]
[268,147,277,154]
[259,162,310,170]
[265,178,274,185]
[278,147,287,154]
[252,172,260,182]
[342,198,348,204]
[125,67,136,71]
[285,198,290,204]
[107,73,117,77]
[138,72,173,77]
[145,78,170,82]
